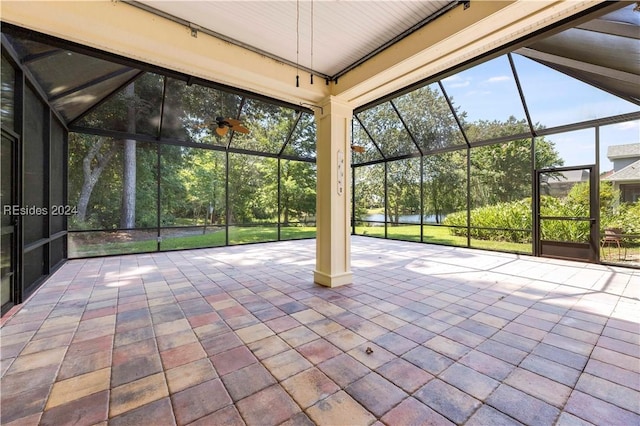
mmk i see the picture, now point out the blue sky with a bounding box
[442,54,639,172]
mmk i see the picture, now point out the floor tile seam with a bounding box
[39,303,106,417]
[0,278,70,327]
[488,265,635,300]
[275,368,339,419]
[561,388,640,424]
[253,320,385,419]
[216,341,309,423]
[340,370,411,422]
[594,316,640,357]
[411,374,489,426]
[575,370,640,400]
[480,383,563,426]
[507,310,602,422]
[111,288,179,423]
[598,325,640,357]
[21,274,91,349]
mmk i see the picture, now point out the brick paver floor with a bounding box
[1,236,639,425]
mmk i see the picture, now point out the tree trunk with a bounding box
[77,138,117,222]
[283,206,290,226]
[120,84,136,229]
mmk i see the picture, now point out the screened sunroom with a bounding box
[1,1,639,312]
[1,2,640,425]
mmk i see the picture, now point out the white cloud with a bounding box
[443,75,471,88]
[486,75,510,83]
[449,81,471,88]
[615,120,640,131]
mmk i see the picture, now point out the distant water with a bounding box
[362,214,441,224]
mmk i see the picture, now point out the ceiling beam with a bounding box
[1,0,611,112]
[333,0,608,108]
[517,47,639,85]
[0,0,330,108]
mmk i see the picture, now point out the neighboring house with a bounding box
[604,143,640,203]
[543,169,589,197]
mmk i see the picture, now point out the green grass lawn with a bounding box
[355,224,533,253]
[70,223,639,267]
[68,226,317,257]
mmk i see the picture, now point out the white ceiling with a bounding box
[133,0,456,78]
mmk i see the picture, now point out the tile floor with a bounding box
[1,236,639,425]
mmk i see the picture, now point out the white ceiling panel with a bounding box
[134,0,456,77]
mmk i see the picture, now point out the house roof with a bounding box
[607,143,640,160]
[604,159,640,182]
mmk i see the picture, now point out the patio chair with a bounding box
[601,228,625,260]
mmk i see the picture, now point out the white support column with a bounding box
[314,96,353,288]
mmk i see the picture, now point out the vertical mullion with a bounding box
[225,151,230,246]
[384,162,388,239]
[420,156,424,243]
[278,158,281,241]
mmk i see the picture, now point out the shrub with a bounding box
[445,180,638,244]
[444,198,531,243]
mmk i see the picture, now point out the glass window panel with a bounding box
[161,78,241,146]
[535,129,594,169]
[232,98,297,154]
[50,119,66,234]
[68,230,157,258]
[74,73,163,136]
[280,160,316,240]
[387,225,421,242]
[441,55,528,143]
[470,140,533,208]
[282,112,316,160]
[393,83,466,152]
[386,157,421,242]
[53,69,140,123]
[424,150,467,224]
[599,120,640,176]
[3,35,58,59]
[24,85,46,244]
[68,134,157,231]
[387,158,421,225]
[28,50,128,98]
[428,149,469,247]
[228,153,277,244]
[23,246,45,290]
[513,54,640,129]
[539,167,592,246]
[1,54,16,131]
[353,163,385,235]
[160,146,226,250]
[467,140,532,252]
[600,120,639,265]
[50,236,65,267]
[351,118,383,164]
[470,230,532,254]
[423,224,468,247]
[356,102,418,158]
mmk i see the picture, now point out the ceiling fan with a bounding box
[215,117,249,136]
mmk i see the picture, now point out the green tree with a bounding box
[469,117,563,207]
[423,151,467,223]
[71,73,165,229]
[176,149,226,226]
[387,158,420,223]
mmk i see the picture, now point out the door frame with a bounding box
[534,165,599,263]
[1,128,21,314]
